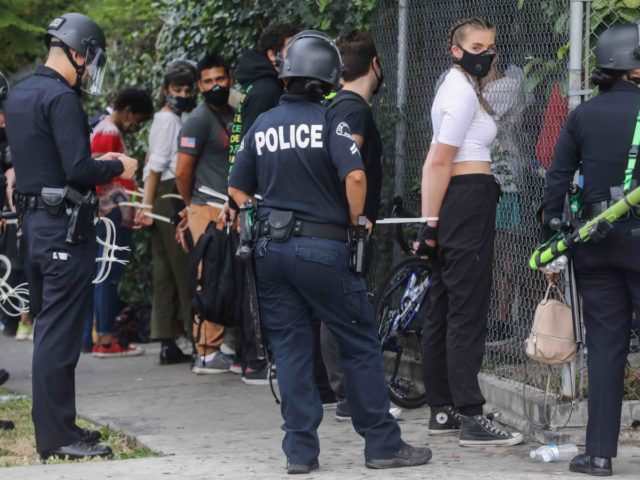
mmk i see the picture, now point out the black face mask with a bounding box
[372,61,384,96]
[0,127,5,144]
[203,85,230,108]
[167,94,196,114]
[454,47,495,78]
[630,76,640,86]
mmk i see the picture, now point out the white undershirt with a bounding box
[430,68,497,163]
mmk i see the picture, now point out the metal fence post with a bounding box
[562,0,587,400]
[394,0,409,197]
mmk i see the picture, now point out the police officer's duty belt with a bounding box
[257,218,348,242]
[579,200,640,221]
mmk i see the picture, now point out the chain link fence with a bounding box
[367,0,640,417]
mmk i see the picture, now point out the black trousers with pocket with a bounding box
[573,217,640,458]
[421,174,500,416]
[22,210,95,452]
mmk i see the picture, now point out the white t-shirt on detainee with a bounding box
[430,68,497,163]
[143,110,182,182]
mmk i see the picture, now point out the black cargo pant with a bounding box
[22,209,95,452]
[421,174,499,416]
[573,217,640,458]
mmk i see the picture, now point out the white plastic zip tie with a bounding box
[117,201,153,209]
[376,217,439,224]
[93,216,131,285]
[123,189,141,197]
[160,193,183,200]
[142,211,173,224]
[198,186,228,201]
[0,254,30,316]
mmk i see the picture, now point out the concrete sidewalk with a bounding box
[0,334,638,479]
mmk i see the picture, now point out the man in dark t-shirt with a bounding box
[328,31,384,224]
[176,52,235,374]
[323,30,402,421]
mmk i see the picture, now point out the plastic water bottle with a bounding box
[530,444,578,462]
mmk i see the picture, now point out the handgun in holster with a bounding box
[236,200,256,261]
[349,215,368,275]
[41,186,98,245]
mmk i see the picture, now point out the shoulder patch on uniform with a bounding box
[336,121,354,140]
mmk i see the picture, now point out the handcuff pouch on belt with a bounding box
[267,210,295,242]
[41,186,67,217]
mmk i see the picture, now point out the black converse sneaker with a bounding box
[428,405,461,435]
[459,415,524,446]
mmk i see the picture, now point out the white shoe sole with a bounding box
[242,378,275,385]
[459,432,524,447]
[428,428,461,436]
[192,367,229,374]
[93,349,145,358]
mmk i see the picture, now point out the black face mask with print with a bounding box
[167,94,196,114]
[203,85,230,108]
[454,47,495,78]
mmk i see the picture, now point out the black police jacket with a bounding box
[4,66,123,195]
[229,94,364,226]
[542,80,640,233]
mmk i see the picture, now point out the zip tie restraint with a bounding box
[198,186,228,202]
[0,254,30,316]
[93,216,131,284]
[376,217,439,224]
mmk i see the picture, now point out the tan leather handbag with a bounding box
[525,283,577,365]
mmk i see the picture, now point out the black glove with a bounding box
[415,224,438,257]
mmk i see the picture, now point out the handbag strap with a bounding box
[543,282,569,305]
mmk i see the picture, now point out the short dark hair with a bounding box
[197,52,230,79]
[336,30,378,82]
[112,88,154,119]
[163,60,197,90]
[258,23,298,56]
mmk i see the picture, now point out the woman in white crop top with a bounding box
[417,17,523,446]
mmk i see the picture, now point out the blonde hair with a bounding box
[447,17,496,113]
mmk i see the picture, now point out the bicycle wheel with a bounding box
[375,257,431,409]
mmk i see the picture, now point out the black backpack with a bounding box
[189,222,241,328]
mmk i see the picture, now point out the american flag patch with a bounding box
[180,136,196,148]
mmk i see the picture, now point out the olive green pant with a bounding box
[150,180,191,340]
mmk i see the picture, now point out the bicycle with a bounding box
[374,196,431,409]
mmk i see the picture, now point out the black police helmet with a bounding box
[45,13,106,63]
[278,30,344,90]
[595,23,640,71]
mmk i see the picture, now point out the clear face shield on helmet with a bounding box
[83,46,108,95]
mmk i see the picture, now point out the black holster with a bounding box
[40,186,98,245]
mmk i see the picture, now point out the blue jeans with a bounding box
[254,236,403,464]
[82,208,132,346]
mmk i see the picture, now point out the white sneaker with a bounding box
[390,407,403,420]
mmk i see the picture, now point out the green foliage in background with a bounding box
[0,0,378,307]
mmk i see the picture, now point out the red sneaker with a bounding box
[92,343,145,358]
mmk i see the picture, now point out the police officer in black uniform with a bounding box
[542,23,640,477]
[4,12,138,459]
[228,31,431,474]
